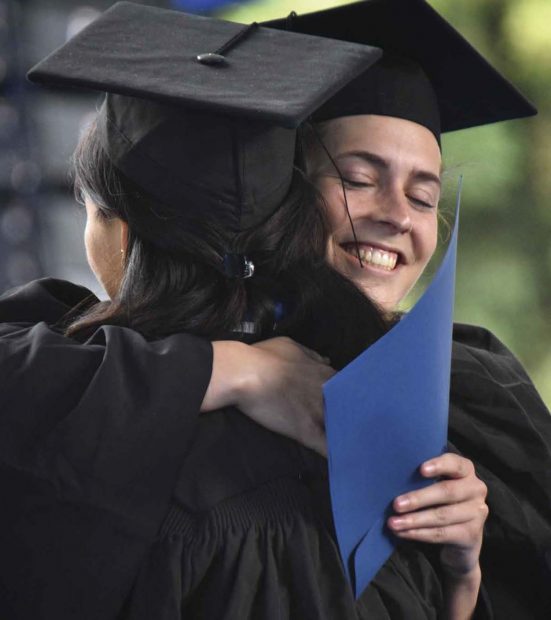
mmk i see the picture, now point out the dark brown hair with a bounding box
[66,120,388,368]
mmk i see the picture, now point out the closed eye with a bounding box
[342,177,374,189]
[408,195,435,209]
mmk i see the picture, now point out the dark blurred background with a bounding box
[1,0,549,406]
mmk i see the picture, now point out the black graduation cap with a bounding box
[27,1,381,233]
[265,0,536,139]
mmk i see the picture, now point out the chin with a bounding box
[355,281,403,312]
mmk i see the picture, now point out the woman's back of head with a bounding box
[67,118,388,368]
[26,3,389,366]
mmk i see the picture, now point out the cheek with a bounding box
[84,220,100,274]
[84,217,117,283]
[316,179,347,232]
[315,181,348,268]
[416,215,438,265]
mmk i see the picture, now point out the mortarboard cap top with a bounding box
[27,1,382,232]
[265,0,536,136]
[313,53,442,145]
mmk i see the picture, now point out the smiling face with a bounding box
[308,114,441,311]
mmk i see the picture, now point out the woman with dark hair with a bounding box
[0,6,390,618]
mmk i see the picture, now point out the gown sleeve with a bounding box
[449,323,551,619]
[0,279,213,619]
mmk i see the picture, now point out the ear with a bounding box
[120,220,129,254]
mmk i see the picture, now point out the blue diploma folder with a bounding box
[323,183,461,597]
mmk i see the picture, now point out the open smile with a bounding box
[340,243,400,271]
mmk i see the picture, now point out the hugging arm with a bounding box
[205,337,334,456]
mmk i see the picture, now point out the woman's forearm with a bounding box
[201,341,254,412]
[202,338,333,455]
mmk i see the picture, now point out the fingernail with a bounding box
[395,497,410,509]
[389,517,405,529]
[423,462,436,475]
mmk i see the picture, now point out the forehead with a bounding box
[317,114,442,173]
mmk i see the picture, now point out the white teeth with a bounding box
[345,244,398,271]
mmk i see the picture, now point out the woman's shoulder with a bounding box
[451,322,537,388]
[450,321,550,437]
[453,321,519,362]
[0,278,97,325]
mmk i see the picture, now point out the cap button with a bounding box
[196,52,227,66]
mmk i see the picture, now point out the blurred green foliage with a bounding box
[220,0,551,408]
[433,0,551,410]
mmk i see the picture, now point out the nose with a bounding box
[372,185,413,234]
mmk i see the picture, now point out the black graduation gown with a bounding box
[1,278,548,618]
[449,325,551,618]
[1,279,454,619]
[0,280,213,618]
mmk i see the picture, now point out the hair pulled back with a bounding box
[67,119,388,368]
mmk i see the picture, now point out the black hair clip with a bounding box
[222,253,255,279]
[197,22,259,66]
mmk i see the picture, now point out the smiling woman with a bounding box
[307,114,440,310]
[272,0,550,614]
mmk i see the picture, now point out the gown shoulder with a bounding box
[0,277,95,325]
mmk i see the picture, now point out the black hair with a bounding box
[66,120,388,368]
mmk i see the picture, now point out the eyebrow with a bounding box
[335,150,442,189]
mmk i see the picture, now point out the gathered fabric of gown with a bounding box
[1,279,549,619]
[448,324,551,618]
